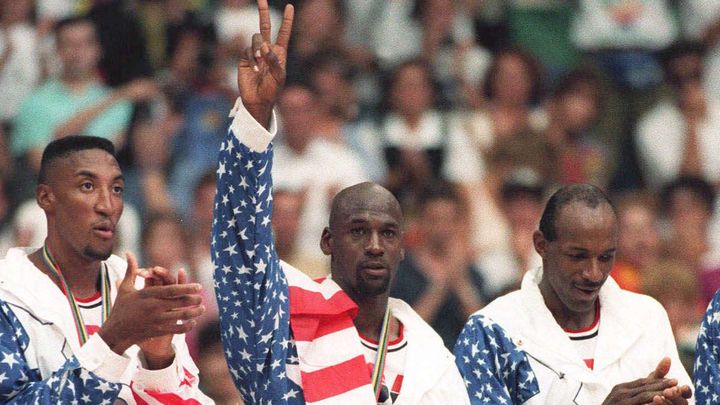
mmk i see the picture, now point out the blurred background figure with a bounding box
[611,193,662,293]
[636,43,720,191]
[476,167,544,297]
[658,176,720,306]
[544,67,609,188]
[271,187,329,278]
[641,259,701,373]
[391,182,488,349]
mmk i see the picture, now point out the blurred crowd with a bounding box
[2,0,720,401]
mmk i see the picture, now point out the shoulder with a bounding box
[608,287,670,328]
[478,290,524,322]
[389,298,445,348]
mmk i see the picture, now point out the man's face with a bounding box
[535,202,617,316]
[43,149,124,261]
[322,196,405,300]
[56,22,101,79]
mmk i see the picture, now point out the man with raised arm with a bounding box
[0,135,212,403]
[455,184,694,404]
[211,1,468,403]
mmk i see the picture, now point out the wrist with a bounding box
[97,328,132,355]
[142,349,175,370]
[242,102,273,129]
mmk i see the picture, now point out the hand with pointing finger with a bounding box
[97,252,204,366]
[237,0,294,128]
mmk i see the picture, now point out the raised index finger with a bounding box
[275,4,295,50]
[258,0,272,42]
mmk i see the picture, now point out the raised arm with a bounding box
[211,1,300,402]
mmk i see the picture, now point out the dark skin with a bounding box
[237,2,403,340]
[320,183,405,340]
[29,149,204,370]
[534,201,691,404]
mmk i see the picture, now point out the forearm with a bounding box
[53,92,124,139]
[213,99,291,391]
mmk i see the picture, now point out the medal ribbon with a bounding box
[42,244,111,346]
[371,303,392,402]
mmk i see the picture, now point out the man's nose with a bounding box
[365,232,384,256]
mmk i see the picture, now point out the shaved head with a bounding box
[329,182,403,230]
[321,182,405,300]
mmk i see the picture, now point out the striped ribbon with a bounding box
[42,245,111,346]
[371,303,392,402]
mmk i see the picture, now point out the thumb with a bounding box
[649,357,672,379]
[121,251,140,291]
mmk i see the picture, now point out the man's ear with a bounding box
[533,230,546,257]
[36,184,54,213]
[320,227,332,256]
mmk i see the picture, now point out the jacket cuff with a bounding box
[228,97,277,152]
[75,333,133,383]
[133,343,186,392]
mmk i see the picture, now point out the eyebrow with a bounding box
[75,170,125,182]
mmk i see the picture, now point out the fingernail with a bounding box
[255,49,261,58]
[253,65,259,72]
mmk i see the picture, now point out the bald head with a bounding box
[329,182,403,230]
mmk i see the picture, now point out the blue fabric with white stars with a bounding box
[0,300,121,404]
[453,313,540,404]
[211,129,305,404]
[694,289,720,404]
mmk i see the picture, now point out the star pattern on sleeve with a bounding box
[694,291,720,404]
[0,301,121,403]
[453,314,539,404]
[212,134,304,404]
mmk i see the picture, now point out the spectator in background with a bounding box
[391,182,487,349]
[544,68,609,188]
[412,0,491,107]
[681,0,720,104]
[636,43,720,190]
[87,0,152,87]
[379,59,475,212]
[11,16,157,199]
[188,170,217,295]
[462,47,545,155]
[572,0,678,191]
[194,321,244,405]
[611,192,661,293]
[643,259,701,373]
[286,0,347,84]
[273,83,368,276]
[0,0,41,126]
[271,188,329,278]
[477,167,543,297]
[141,212,189,273]
[168,46,233,217]
[660,176,720,306]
